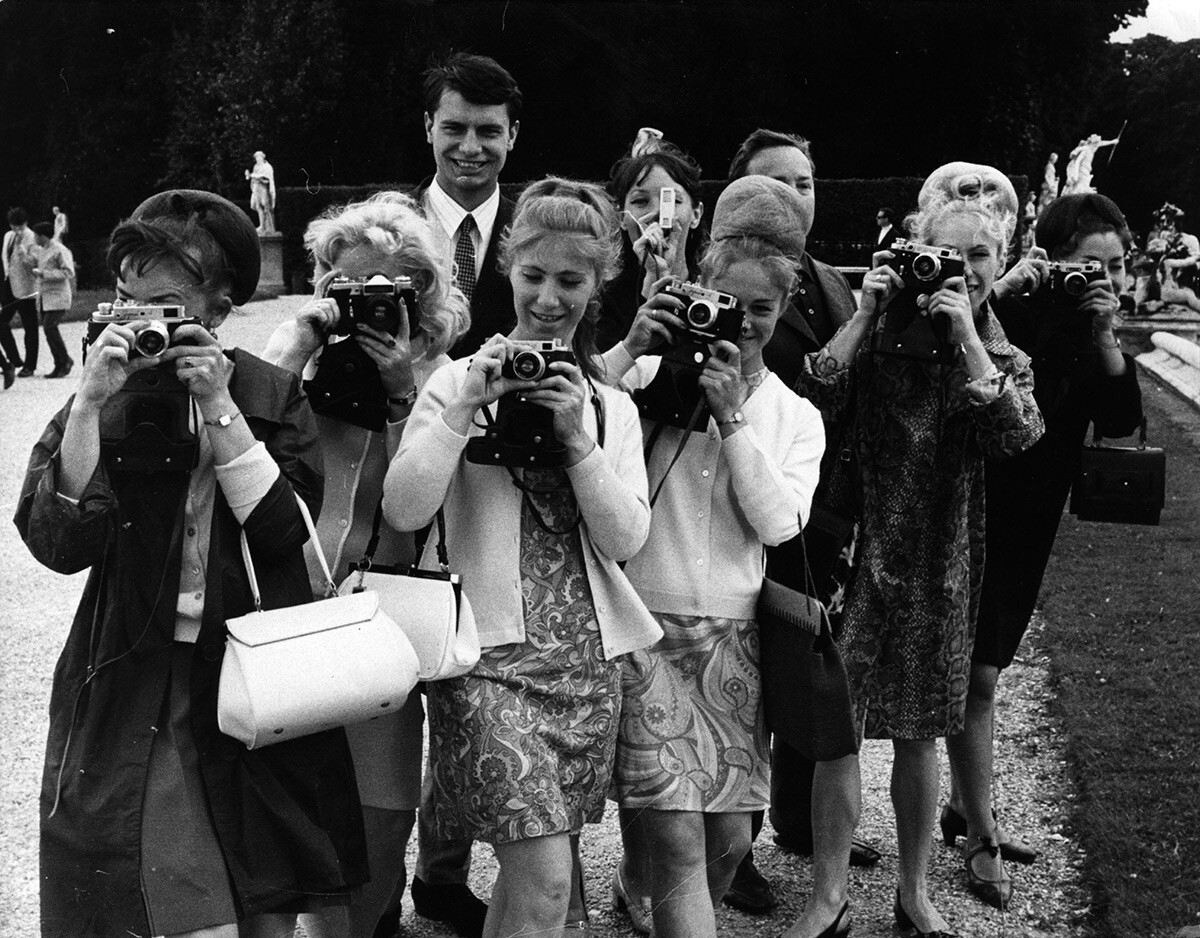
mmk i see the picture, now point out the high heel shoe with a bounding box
[939,804,1039,864]
[893,889,960,938]
[612,865,653,935]
[964,834,1013,910]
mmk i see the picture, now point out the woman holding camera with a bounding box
[597,132,706,352]
[16,190,366,938]
[604,176,826,938]
[942,192,1142,908]
[782,163,1043,938]
[261,191,470,938]
[382,177,660,938]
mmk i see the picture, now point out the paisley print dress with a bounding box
[426,468,621,844]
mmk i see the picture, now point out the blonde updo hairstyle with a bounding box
[305,190,469,359]
[499,176,623,380]
[907,162,1018,264]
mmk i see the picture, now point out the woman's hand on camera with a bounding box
[858,260,904,321]
[166,325,234,411]
[521,360,594,463]
[443,336,536,435]
[994,247,1049,300]
[926,277,978,345]
[624,278,686,358]
[699,340,746,425]
[291,270,342,358]
[1078,278,1121,337]
[73,324,157,411]
[354,320,417,400]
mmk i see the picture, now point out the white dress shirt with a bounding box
[424,179,500,281]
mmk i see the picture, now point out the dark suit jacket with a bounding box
[413,177,516,358]
[762,254,857,387]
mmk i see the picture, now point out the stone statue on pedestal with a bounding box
[1062,134,1119,196]
[245,150,277,235]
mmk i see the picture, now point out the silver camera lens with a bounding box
[133,320,170,357]
[911,252,942,281]
[687,300,718,329]
[1063,271,1089,296]
[511,349,547,381]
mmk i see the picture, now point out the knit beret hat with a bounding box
[710,175,808,257]
[130,189,262,305]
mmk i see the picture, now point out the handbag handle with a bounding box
[241,493,335,609]
[1091,416,1149,449]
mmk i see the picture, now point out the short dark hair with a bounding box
[1036,193,1132,259]
[422,52,523,124]
[608,142,704,208]
[728,129,815,181]
[7,207,28,227]
[878,207,895,224]
[32,222,54,239]
[107,190,261,306]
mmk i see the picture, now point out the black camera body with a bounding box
[634,280,745,430]
[466,340,576,468]
[328,274,418,338]
[1045,261,1105,303]
[872,240,963,364]
[83,301,202,472]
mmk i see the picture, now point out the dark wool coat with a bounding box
[974,294,1143,667]
[15,350,368,938]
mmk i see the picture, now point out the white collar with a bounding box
[426,179,501,250]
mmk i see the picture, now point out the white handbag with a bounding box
[337,506,480,681]
[218,495,421,749]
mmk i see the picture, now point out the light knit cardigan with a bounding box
[382,356,662,659]
[603,344,826,620]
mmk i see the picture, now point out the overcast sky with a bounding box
[1111,0,1200,42]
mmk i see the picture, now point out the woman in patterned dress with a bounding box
[604,176,826,938]
[782,163,1044,938]
[382,177,661,938]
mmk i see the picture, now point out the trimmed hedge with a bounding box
[234,174,1028,291]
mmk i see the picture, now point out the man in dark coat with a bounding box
[414,52,521,362]
[722,129,878,915]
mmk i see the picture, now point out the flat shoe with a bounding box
[612,865,653,935]
[722,857,778,914]
[894,889,961,938]
[939,803,1038,864]
[964,836,1013,910]
[410,877,488,938]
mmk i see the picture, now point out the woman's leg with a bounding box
[780,753,859,938]
[617,805,652,896]
[487,833,573,938]
[345,806,417,938]
[642,808,718,938]
[892,738,951,933]
[701,811,752,906]
[237,913,298,938]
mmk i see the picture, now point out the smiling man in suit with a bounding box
[416,52,521,359]
[722,128,881,916]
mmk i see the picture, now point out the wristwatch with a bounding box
[716,411,744,426]
[204,411,241,428]
[388,386,419,407]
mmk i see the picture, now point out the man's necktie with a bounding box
[455,214,477,303]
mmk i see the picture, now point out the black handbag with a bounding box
[757,531,859,762]
[1070,418,1165,526]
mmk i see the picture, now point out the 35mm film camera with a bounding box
[871,240,962,364]
[633,280,744,430]
[1045,260,1105,304]
[304,275,422,432]
[83,301,202,472]
[467,340,577,468]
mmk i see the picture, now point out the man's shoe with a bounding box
[410,877,488,938]
[772,831,881,868]
[2,365,14,389]
[17,367,35,377]
[722,857,778,914]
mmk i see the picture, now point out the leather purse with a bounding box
[338,506,480,681]
[1070,418,1165,526]
[218,495,421,749]
[757,529,859,762]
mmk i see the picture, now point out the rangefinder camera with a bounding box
[886,240,965,290]
[662,279,744,343]
[1046,260,1105,299]
[85,301,200,359]
[328,274,418,338]
[501,339,576,381]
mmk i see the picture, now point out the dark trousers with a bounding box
[769,738,816,841]
[0,293,38,369]
[41,309,71,370]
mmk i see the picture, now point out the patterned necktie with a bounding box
[454,214,477,303]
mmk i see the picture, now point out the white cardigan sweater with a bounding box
[606,346,826,620]
[382,357,662,658]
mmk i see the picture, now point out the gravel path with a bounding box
[0,299,1088,937]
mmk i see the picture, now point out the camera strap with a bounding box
[645,396,707,508]
[358,500,450,574]
[479,380,606,536]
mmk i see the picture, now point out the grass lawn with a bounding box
[1037,379,1200,938]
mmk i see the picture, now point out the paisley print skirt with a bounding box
[614,612,769,813]
[426,470,621,844]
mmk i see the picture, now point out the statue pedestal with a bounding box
[254,232,285,300]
